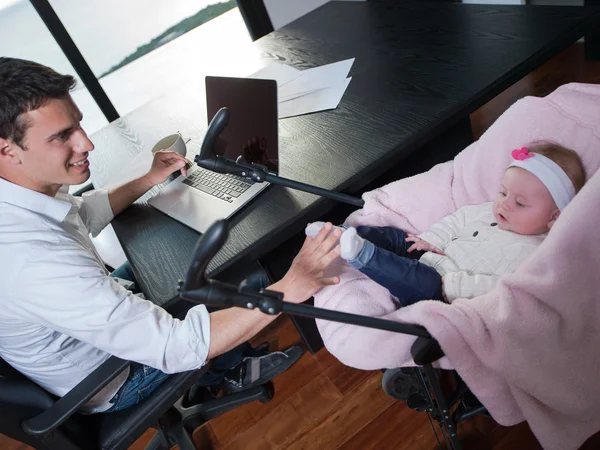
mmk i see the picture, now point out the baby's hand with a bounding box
[405,234,445,255]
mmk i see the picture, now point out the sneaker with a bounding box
[222,345,304,394]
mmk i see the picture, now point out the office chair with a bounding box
[382,337,489,450]
[0,354,273,450]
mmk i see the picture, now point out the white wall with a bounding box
[263,0,364,30]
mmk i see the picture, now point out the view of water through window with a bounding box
[0,0,243,134]
[0,0,235,78]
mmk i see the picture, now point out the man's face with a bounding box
[12,96,94,195]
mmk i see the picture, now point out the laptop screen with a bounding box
[205,76,278,173]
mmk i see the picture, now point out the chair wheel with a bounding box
[382,368,424,401]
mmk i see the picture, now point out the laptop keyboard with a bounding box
[182,167,254,203]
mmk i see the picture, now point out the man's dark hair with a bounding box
[0,58,76,148]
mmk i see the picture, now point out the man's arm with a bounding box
[12,223,341,370]
[107,175,155,217]
[206,223,342,359]
[13,245,211,373]
[108,151,188,216]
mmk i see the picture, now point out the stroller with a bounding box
[178,220,482,450]
[180,83,600,450]
[314,82,600,450]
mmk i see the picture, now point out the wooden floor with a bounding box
[2,42,600,450]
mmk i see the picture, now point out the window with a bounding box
[1,0,245,132]
[0,0,108,134]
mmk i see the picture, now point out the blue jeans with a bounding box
[104,262,270,412]
[110,261,138,292]
[348,226,443,306]
[103,362,171,412]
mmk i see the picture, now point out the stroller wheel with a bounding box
[382,367,423,401]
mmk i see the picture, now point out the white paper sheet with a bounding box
[247,58,354,117]
[248,63,302,87]
[278,58,354,102]
[278,86,330,103]
[278,77,352,119]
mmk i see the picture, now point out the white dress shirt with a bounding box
[0,177,211,413]
[418,202,546,302]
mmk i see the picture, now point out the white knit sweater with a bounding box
[418,202,546,302]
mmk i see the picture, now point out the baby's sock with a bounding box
[305,221,345,237]
[305,221,326,237]
[340,227,365,260]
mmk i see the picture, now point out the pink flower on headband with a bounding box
[512,147,534,161]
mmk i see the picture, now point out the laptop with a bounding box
[148,76,278,233]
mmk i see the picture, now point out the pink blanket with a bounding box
[314,83,600,450]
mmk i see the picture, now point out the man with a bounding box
[0,58,341,413]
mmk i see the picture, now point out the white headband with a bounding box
[508,148,575,210]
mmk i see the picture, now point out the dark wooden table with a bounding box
[90,2,599,350]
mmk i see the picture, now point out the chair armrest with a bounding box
[410,336,445,365]
[22,356,130,436]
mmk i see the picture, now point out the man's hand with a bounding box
[144,150,190,186]
[208,225,340,359]
[108,151,190,216]
[274,222,342,304]
[405,234,445,255]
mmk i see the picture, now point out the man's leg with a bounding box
[193,266,269,390]
[110,261,136,280]
[188,263,304,399]
[110,261,139,293]
[103,362,171,413]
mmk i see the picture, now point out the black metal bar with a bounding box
[281,302,431,338]
[181,284,432,338]
[585,0,600,60]
[454,405,488,423]
[422,364,462,450]
[265,173,365,207]
[197,154,365,207]
[446,381,469,408]
[29,0,120,122]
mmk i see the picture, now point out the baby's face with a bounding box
[493,168,559,235]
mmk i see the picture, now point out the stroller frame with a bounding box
[381,338,491,450]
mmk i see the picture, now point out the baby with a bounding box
[306,142,586,305]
